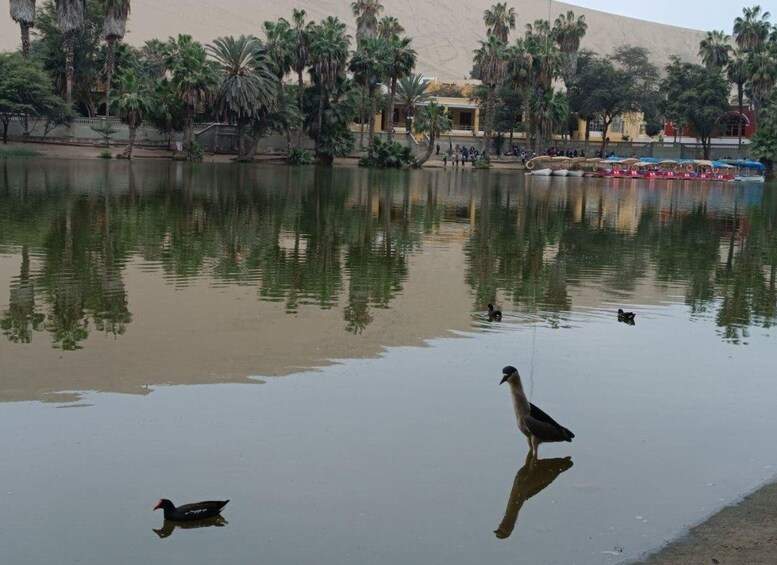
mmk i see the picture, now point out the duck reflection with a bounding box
[494,452,573,539]
[153,515,228,539]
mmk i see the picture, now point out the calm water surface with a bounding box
[0,159,775,564]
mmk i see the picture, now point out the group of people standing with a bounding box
[439,144,481,167]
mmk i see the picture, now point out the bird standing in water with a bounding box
[500,366,574,457]
[488,304,502,321]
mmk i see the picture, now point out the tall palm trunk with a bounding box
[386,76,397,143]
[105,37,117,117]
[122,123,137,158]
[483,84,496,159]
[368,86,377,150]
[416,130,435,167]
[315,88,326,158]
[65,34,75,105]
[20,22,32,56]
[736,84,743,150]
[297,70,304,146]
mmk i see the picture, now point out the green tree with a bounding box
[414,100,452,167]
[661,62,730,159]
[350,0,384,46]
[552,10,587,87]
[0,53,64,143]
[573,54,639,155]
[147,76,184,148]
[308,17,351,161]
[474,35,507,159]
[698,30,732,69]
[747,48,777,126]
[164,34,217,157]
[349,36,390,150]
[100,0,130,117]
[54,0,85,105]
[208,35,277,159]
[112,68,151,158]
[733,5,771,52]
[524,19,561,152]
[291,8,312,140]
[395,73,429,134]
[506,38,534,142]
[483,2,516,43]
[727,49,749,148]
[376,15,403,39]
[384,33,416,143]
[10,0,36,57]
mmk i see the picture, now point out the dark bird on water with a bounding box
[500,366,574,457]
[153,499,229,522]
[488,304,502,321]
[617,308,635,321]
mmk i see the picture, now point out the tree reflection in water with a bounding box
[0,160,775,349]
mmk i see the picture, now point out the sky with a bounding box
[565,0,753,32]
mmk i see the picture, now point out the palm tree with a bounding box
[351,0,384,46]
[54,0,85,105]
[349,36,390,149]
[384,34,416,143]
[474,36,507,159]
[727,49,748,148]
[414,100,452,167]
[9,0,36,57]
[101,0,131,117]
[208,35,277,159]
[396,73,430,133]
[525,20,561,152]
[506,38,534,143]
[698,30,732,69]
[377,15,403,39]
[263,18,294,87]
[483,2,516,43]
[552,10,587,87]
[733,6,771,52]
[308,17,351,159]
[747,48,777,127]
[164,34,216,154]
[113,68,152,158]
[291,9,311,131]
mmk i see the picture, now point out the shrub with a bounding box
[359,138,415,169]
[98,150,112,159]
[288,148,313,165]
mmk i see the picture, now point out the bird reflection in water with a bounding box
[153,515,228,539]
[494,452,573,539]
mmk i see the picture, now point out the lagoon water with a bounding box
[1,159,775,564]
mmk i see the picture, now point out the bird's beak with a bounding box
[500,374,509,385]
[152,501,161,511]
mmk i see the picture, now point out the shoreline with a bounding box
[0,140,528,169]
[635,477,777,564]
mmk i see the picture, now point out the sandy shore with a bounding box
[635,478,777,564]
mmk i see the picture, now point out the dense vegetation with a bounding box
[2,1,777,167]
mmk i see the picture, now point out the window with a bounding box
[719,113,748,137]
[589,116,623,134]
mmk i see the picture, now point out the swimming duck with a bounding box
[488,304,502,321]
[617,308,635,321]
[153,499,229,522]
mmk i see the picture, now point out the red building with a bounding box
[663,106,757,140]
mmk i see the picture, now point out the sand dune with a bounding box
[1,0,704,77]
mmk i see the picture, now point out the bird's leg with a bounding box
[530,436,539,458]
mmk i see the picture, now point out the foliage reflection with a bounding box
[0,161,774,349]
